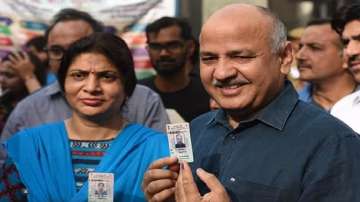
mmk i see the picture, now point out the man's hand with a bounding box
[175,162,230,202]
[142,156,179,202]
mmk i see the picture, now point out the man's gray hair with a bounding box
[256,6,287,54]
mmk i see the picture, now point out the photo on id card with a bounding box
[166,122,194,162]
[88,172,114,202]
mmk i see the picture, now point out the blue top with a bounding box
[298,83,326,110]
[4,122,169,202]
[297,83,312,102]
[46,72,57,85]
[190,82,360,201]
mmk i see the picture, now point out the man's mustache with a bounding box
[212,78,250,88]
[297,60,311,68]
[348,54,360,64]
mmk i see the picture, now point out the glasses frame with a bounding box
[44,45,66,60]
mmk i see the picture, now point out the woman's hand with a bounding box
[8,51,36,81]
[8,51,41,93]
[142,156,180,202]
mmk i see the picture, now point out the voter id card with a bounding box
[166,122,194,162]
[88,172,114,202]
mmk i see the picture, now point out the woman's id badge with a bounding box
[88,172,114,202]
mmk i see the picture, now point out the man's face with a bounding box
[176,134,182,142]
[296,24,344,82]
[199,11,292,118]
[98,183,104,190]
[342,20,360,82]
[147,25,190,76]
[47,20,93,73]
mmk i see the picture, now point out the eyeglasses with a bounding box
[44,45,66,60]
[148,41,184,52]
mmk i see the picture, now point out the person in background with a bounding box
[0,32,169,202]
[331,4,360,134]
[287,26,306,91]
[297,19,356,111]
[142,4,360,202]
[0,53,47,131]
[25,35,57,85]
[139,17,210,122]
[25,36,48,62]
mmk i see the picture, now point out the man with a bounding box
[139,17,210,122]
[142,4,360,202]
[1,9,169,160]
[297,19,356,111]
[331,4,360,134]
[95,182,107,198]
[174,134,186,148]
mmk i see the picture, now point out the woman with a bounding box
[0,52,47,131]
[0,33,169,201]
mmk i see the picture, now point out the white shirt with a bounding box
[331,86,360,134]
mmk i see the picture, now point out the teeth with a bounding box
[224,84,239,89]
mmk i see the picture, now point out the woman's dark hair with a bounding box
[57,32,137,96]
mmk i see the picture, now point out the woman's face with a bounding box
[64,52,125,120]
[0,61,25,96]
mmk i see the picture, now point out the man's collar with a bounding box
[207,81,298,131]
[256,81,298,130]
[352,85,360,105]
[206,109,228,127]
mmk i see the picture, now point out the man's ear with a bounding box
[342,52,349,70]
[279,41,293,75]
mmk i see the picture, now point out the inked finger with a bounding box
[144,168,178,183]
[179,162,201,201]
[149,156,178,169]
[175,165,185,202]
[196,168,225,194]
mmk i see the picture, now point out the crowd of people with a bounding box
[0,2,359,202]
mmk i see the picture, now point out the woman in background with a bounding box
[0,52,47,131]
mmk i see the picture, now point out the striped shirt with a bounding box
[70,139,113,191]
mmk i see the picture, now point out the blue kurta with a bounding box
[5,122,169,202]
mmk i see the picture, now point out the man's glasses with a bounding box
[44,45,66,60]
[148,41,184,52]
